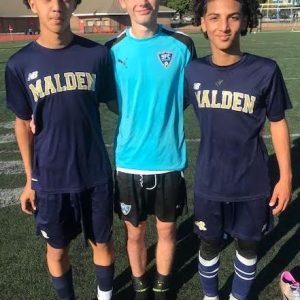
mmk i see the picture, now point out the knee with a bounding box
[93,241,113,254]
[199,239,223,260]
[126,223,146,244]
[235,239,258,259]
[47,246,69,264]
[156,222,176,241]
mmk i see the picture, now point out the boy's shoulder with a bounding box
[71,35,109,55]
[244,52,277,68]
[7,42,35,69]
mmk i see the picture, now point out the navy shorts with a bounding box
[194,195,273,242]
[35,182,113,249]
[114,171,187,227]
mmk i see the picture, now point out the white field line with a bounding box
[0,188,22,208]
[0,133,15,144]
[186,133,300,143]
[0,160,23,175]
[0,121,14,129]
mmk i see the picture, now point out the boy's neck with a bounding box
[130,23,159,39]
[37,29,74,49]
[211,48,243,67]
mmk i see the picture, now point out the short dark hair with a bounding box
[194,0,259,37]
[23,0,82,9]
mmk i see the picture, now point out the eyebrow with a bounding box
[206,12,241,17]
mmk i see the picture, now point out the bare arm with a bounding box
[269,119,292,215]
[15,117,36,214]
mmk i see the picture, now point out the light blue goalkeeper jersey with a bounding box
[106,25,196,171]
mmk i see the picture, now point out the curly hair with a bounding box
[23,0,82,9]
[194,0,260,36]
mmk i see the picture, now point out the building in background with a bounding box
[0,0,175,34]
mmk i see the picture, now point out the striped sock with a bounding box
[198,251,220,297]
[231,251,257,300]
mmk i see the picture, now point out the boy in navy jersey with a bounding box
[5,1,116,299]
[105,0,196,299]
[185,1,292,299]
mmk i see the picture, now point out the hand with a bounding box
[269,179,292,216]
[20,183,36,215]
[29,115,36,134]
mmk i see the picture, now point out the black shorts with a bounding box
[35,182,113,248]
[114,171,187,227]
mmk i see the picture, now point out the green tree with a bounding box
[165,0,193,18]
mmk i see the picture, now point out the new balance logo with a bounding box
[27,71,39,81]
[193,83,201,90]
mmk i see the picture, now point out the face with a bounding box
[201,0,247,53]
[28,0,76,35]
[119,0,161,28]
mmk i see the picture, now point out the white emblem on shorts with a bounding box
[261,223,267,233]
[120,202,131,216]
[41,230,50,239]
[195,221,207,231]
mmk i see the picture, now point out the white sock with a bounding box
[229,293,239,300]
[203,296,219,300]
[97,286,112,300]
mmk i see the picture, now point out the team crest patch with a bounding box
[195,220,207,231]
[120,202,131,216]
[158,52,173,68]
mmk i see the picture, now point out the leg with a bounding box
[90,240,114,300]
[47,243,75,300]
[125,221,147,277]
[155,218,176,276]
[194,197,224,299]
[152,219,176,299]
[198,239,222,300]
[125,221,149,299]
[230,239,258,300]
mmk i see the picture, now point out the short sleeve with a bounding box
[97,51,116,103]
[265,64,292,122]
[5,63,32,120]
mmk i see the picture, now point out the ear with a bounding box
[118,0,127,10]
[27,0,38,14]
[200,16,207,33]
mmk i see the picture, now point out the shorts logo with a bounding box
[158,52,173,68]
[195,221,207,231]
[41,230,50,239]
[27,71,39,81]
[261,223,267,233]
[120,202,131,216]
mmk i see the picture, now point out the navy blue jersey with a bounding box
[184,53,292,201]
[5,35,115,193]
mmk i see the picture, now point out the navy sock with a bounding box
[50,268,75,300]
[95,264,114,292]
[198,251,220,297]
[231,251,257,299]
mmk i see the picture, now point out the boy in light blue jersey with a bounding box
[106,0,196,299]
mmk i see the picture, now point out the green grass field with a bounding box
[0,32,299,300]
